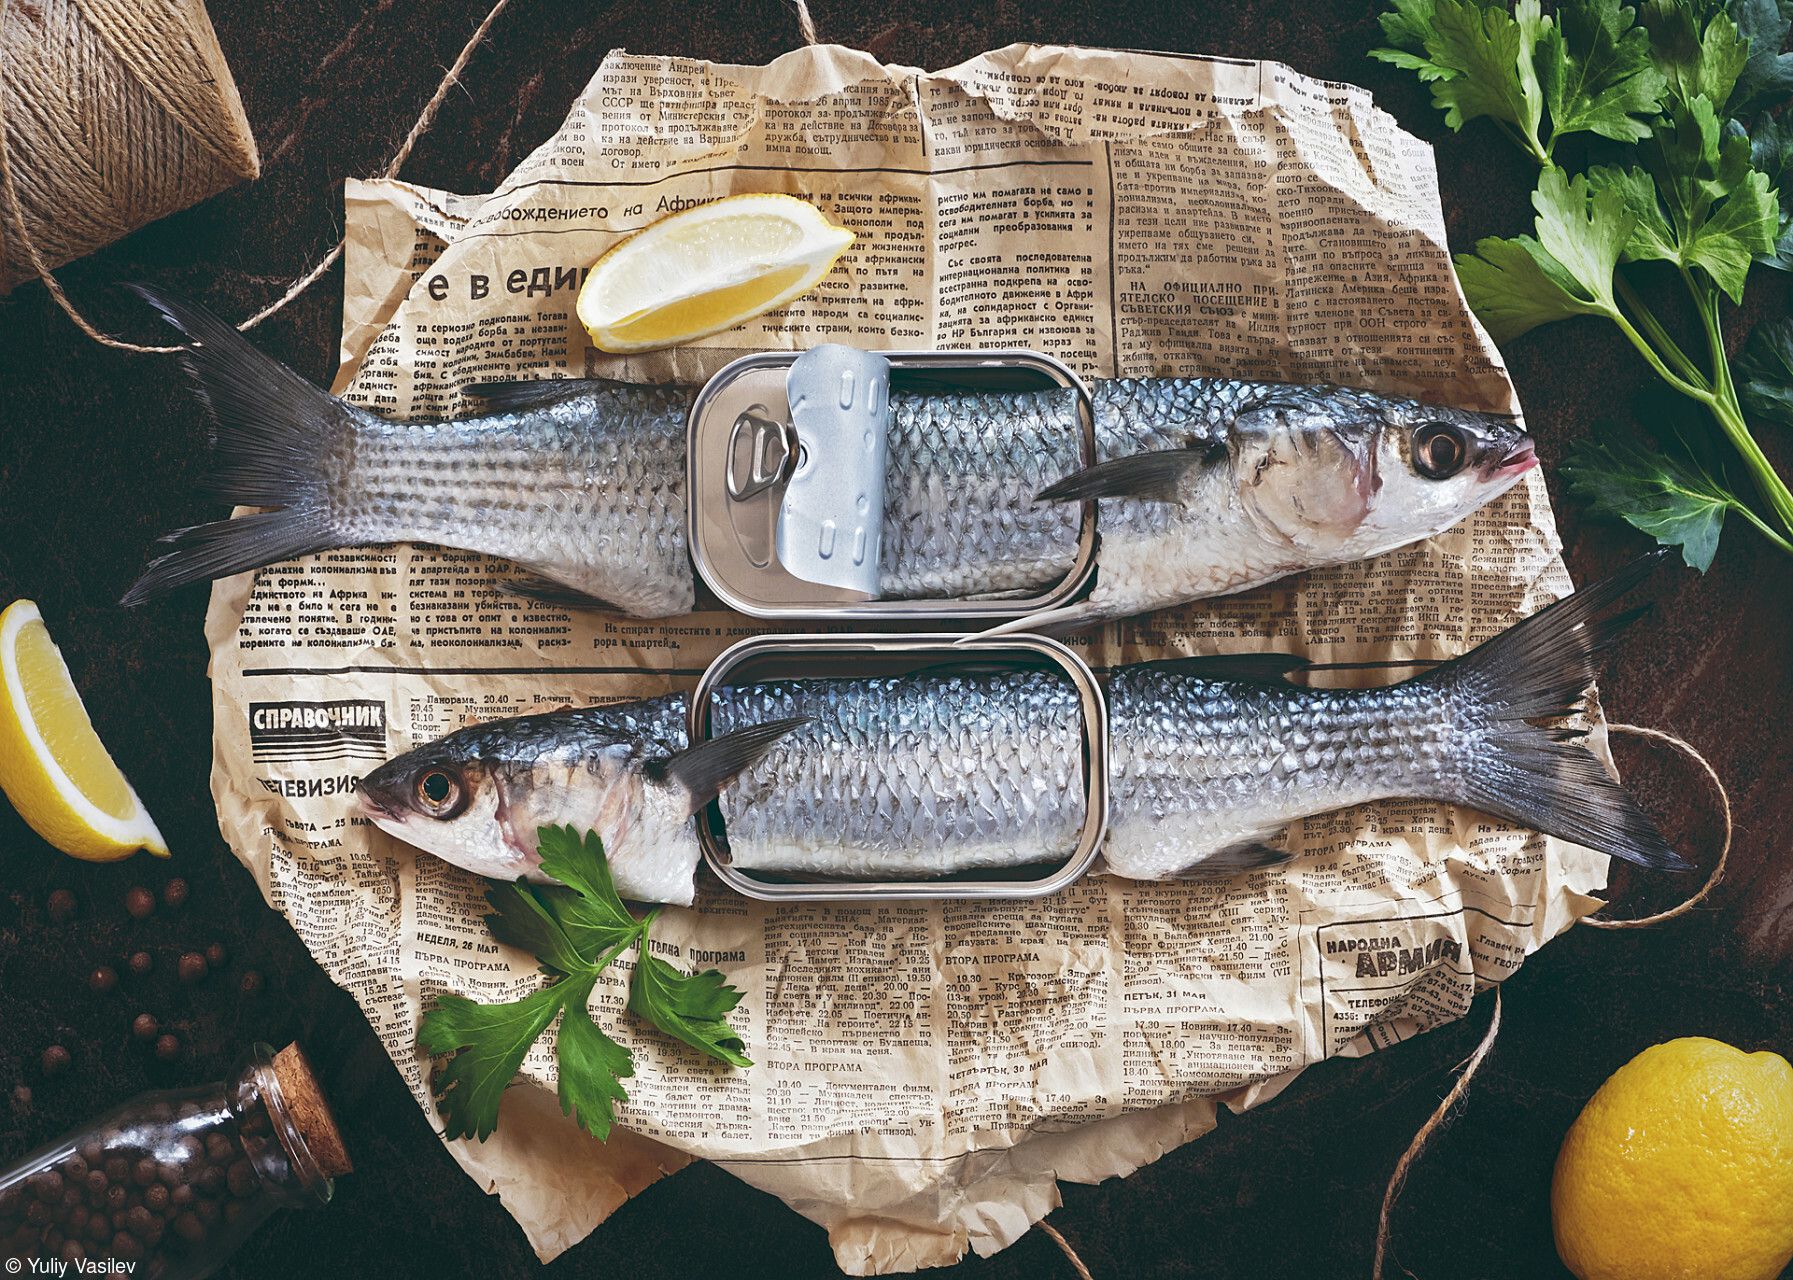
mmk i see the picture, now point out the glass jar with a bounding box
[0,1043,344,1280]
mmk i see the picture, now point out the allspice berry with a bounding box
[127,951,152,977]
[40,1045,70,1078]
[124,887,155,920]
[46,889,76,922]
[161,878,189,909]
[154,1034,180,1063]
[176,952,208,984]
[87,966,117,994]
[131,1014,158,1042]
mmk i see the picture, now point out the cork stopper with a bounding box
[272,1042,352,1178]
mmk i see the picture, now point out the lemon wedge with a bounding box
[0,600,167,860]
[578,193,854,353]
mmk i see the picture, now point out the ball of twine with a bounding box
[0,0,260,295]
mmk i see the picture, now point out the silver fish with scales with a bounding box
[358,557,1684,904]
[121,288,1534,624]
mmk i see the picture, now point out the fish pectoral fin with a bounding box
[1197,841,1294,874]
[1035,445,1222,504]
[498,574,623,612]
[643,716,812,813]
[464,378,634,411]
[1136,652,1314,685]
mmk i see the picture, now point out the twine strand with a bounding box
[1374,721,1727,1275]
[0,0,517,352]
[790,0,819,45]
[1373,990,1503,1280]
[1582,724,1729,928]
[1038,1220,1095,1280]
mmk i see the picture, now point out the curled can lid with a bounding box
[775,344,891,598]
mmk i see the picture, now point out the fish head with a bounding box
[356,712,695,887]
[1230,390,1535,557]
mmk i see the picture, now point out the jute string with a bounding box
[1372,723,1727,1280]
[0,0,517,352]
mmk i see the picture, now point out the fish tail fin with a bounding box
[1423,551,1686,871]
[121,286,353,604]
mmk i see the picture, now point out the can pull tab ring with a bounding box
[725,410,796,501]
[776,345,891,598]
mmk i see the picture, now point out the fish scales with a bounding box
[879,388,1083,599]
[339,386,695,616]
[711,671,1087,877]
[1101,667,1461,879]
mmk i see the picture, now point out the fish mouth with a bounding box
[357,787,405,823]
[1485,437,1538,480]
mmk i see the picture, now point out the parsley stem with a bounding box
[1613,274,1707,391]
[1728,497,1793,555]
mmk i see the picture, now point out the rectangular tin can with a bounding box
[688,631,1109,901]
[686,349,1097,619]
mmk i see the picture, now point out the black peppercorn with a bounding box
[128,950,153,977]
[154,1033,180,1062]
[46,888,76,922]
[177,952,208,984]
[124,886,155,919]
[161,878,189,909]
[204,942,227,968]
[143,1183,170,1212]
[40,1044,71,1077]
[132,1013,159,1041]
[88,964,118,993]
[238,969,264,997]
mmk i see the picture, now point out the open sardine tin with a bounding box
[689,633,1110,901]
[687,346,1097,618]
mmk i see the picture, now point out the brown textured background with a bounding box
[0,2,1786,1276]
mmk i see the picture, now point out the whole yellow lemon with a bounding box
[1553,1037,1793,1280]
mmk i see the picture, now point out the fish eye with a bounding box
[412,766,467,819]
[1412,422,1468,480]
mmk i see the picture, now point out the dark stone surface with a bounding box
[0,2,1785,1276]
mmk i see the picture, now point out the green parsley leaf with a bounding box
[1538,0,1668,144]
[1563,430,1739,568]
[1728,0,1793,116]
[419,984,571,1142]
[1748,110,1793,268]
[1533,164,1638,303]
[418,827,752,1142]
[1454,234,1607,342]
[1371,0,1549,153]
[1588,163,1682,259]
[554,974,633,1140]
[483,880,591,977]
[1737,315,1793,425]
[629,948,753,1068]
[1643,0,1751,110]
[533,825,642,959]
[1644,96,1780,297]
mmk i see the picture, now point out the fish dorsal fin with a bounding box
[465,378,640,412]
[643,717,810,812]
[1034,444,1225,504]
[1136,652,1313,684]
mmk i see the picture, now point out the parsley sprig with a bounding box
[1374,0,1793,569]
[417,825,750,1142]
